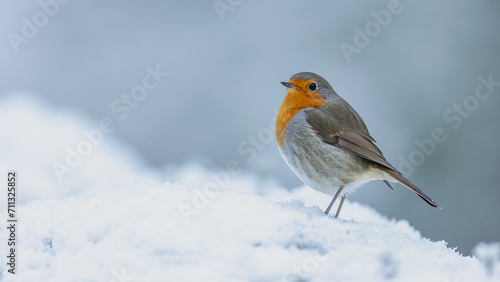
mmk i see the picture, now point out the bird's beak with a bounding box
[281,81,297,89]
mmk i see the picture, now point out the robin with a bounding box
[276,72,440,218]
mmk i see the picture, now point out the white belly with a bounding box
[278,110,386,196]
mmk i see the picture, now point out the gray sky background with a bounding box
[1,0,499,255]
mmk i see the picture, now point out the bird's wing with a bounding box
[306,102,439,207]
[305,100,395,171]
[305,102,396,190]
[318,130,396,171]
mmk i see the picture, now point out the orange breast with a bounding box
[276,78,327,147]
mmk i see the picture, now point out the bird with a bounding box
[276,72,440,218]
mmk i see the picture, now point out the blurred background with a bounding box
[1,0,499,255]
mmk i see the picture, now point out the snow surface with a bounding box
[0,95,499,281]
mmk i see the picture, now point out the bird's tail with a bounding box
[384,168,440,209]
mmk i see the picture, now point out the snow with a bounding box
[1,95,499,281]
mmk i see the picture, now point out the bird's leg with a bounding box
[335,195,346,218]
[324,186,344,215]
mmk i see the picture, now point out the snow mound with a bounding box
[0,94,157,203]
[1,181,497,281]
[0,95,498,281]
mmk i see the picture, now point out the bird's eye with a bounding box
[308,83,317,91]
